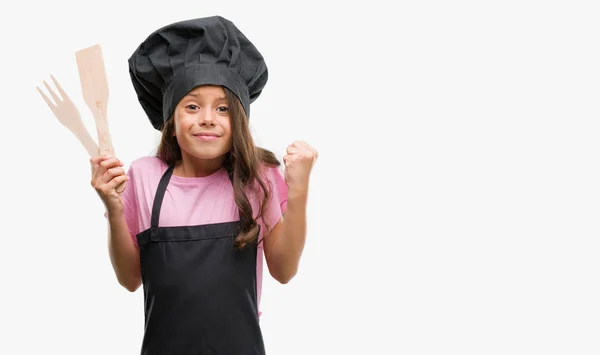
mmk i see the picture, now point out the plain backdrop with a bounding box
[1,0,600,354]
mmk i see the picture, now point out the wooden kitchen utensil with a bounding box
[38,75,100,158]
[75,44,125,192]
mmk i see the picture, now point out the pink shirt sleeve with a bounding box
[253,165,288,239]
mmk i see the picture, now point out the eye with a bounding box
[186,104,199,110]
[217,106,229,113]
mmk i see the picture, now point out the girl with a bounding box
[90,16,317,354]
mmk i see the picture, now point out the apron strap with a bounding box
[150,163,176,239]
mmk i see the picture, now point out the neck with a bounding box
[174,151,227,177]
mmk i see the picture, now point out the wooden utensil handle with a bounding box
[93,109,114,155]
[70,125,100,157]
[92,110,125,193]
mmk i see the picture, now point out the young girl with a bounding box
[90,16,317,354]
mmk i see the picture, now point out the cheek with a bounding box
[173,121,191,146]
[173,124,183,140]
[175,115,193,134]
[221,128,233,149]
[221,117,232,136]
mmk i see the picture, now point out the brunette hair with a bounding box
[156,86,280,250]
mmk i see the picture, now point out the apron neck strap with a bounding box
[150,163,176,235]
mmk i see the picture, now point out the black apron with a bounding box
[136,164,266,355]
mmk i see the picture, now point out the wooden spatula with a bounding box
[76,44,125,193]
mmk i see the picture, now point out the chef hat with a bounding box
[128,15,268,130]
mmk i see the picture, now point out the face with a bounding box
[173,85,233,163]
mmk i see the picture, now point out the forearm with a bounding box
[271,190,308,283]
[107,209,141,292]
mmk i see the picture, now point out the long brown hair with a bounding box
[156,86,281,250]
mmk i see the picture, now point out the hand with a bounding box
[90,155,129,213]
[283,141,318,195]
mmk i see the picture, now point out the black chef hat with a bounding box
[128,16,268,130]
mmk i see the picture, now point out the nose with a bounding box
[198,108,216,126]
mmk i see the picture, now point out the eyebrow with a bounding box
[185,93,227,101]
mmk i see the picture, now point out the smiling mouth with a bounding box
[193,133,220,141]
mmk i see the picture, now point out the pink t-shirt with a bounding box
[112,156,288,316]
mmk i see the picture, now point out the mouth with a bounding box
[193,133,221,142]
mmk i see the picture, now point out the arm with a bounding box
[264,189,307,284]
[92,155,142,292]
[107,209,142,292]
[264,141,317,284]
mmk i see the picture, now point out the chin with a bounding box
[196,153,228,161]
[182,146,229,161]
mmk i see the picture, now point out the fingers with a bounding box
[92,168,128,196]
[100,157,124,170]
[286,145,300,155]
[90,155,121,176]
[90,155,123,168]
[283,153,302,167]
[104,166,126,180]
[104,173,129,192]
[291,140,310,149]
[286,141,318,161]
[290,141,317,154]
[95,174,129,195]
[90,155,124,187]
[90,155,104,166]
[294,141,318,158]
[95,166,125,184]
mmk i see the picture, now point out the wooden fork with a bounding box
[37,75,99,158]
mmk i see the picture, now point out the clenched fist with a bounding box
[283,141,318,195]
[90,155,129,213]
